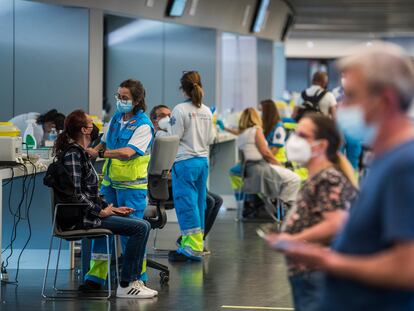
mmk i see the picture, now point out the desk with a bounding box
[0,159,103,270]
[0,160,62,270]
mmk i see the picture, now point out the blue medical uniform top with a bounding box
[321,140,414,311]
[265,122,286,148]
[105,111,154,154]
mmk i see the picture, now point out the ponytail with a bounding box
[53,131,71,157]
[191,83,204,108]
[180,71,204,108]
[332,153,359,189]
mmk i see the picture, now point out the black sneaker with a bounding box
[168,251,191,262]
[78,280,102,292]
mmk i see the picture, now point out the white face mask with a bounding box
[286,134,320,166]
[157,116,171,130]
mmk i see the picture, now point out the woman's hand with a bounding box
[99,204,115,218]
[281,241,335,270]
[113,207,135,216]
[86,147,99,158]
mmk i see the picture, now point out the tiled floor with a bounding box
[1,209,293,311]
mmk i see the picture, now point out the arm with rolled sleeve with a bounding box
[125,124,153,156]
[101,124,153,159]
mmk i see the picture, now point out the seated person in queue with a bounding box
[150,104,223,255]
[53,109,156,298]
[10,109,65,146]
[260,99,308,181]
[221,103,302,214]
[236,108,300,210]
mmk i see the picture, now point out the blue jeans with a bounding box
[99,215,151,284]
[289,271,325,311]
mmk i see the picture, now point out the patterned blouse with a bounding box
[282,166,358,275]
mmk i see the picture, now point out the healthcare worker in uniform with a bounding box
[82,79,155,291]
[167,71,215,262]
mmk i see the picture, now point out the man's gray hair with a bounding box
[338,41,414,111]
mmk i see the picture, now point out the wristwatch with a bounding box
[98,149,105,158]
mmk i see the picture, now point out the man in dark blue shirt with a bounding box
[275,42,414,311]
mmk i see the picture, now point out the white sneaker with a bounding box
[116,281,156,299]
[135,280,158,296]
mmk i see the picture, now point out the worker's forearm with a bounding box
[93,143,105,152]
[327,246,414,289]
[104,147,135,160]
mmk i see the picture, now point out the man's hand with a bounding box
[113,207,135,216]
[86,147,99,158]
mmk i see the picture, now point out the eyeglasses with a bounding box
[114,93,131,104]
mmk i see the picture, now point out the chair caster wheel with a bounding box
[160,272,169,284]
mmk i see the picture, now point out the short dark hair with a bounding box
[150,105,170,120]
[119,79,146,114]
[37,109,66,131]
[312,71,328,86]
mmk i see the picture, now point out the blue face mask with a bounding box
[116,100,133,114]
[336,105,378,145]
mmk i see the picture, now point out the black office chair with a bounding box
[41,193,120,299]
[144,135,179,284]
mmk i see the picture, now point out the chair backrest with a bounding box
[148,136,179,201]
[50,190,87,233]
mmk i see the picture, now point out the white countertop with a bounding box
[215,132,237,144]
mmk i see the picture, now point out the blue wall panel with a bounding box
[286,59,309,92]
[0,0,14,120]
[105,16,164,113]
[257,38,273,102]
[272,43,286,100]
[286,58,340,93]
[14,1,89,116]
[163,23,216,108]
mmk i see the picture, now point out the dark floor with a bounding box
[0,210,293,311]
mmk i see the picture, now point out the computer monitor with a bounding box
[251,0,270,33]
[166,0,188,17]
